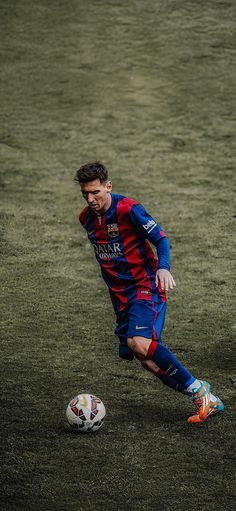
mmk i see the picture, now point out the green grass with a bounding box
[0,1,236,510]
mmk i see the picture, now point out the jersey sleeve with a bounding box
[129,203,170,270]
[156,237,171,271]
[129,203,166,243]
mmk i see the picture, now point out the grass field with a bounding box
[1,1,236,510]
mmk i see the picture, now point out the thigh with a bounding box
[115,308,134,360]
[127,300,167,342]
[152,300,167,343]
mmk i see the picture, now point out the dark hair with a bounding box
[75,161,108,184]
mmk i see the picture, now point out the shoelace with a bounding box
[192,385,209,409]
[193,395,204,408]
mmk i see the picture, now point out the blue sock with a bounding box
[155,372,186,393]
[147,340,195,388]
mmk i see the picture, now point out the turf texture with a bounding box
[0,1,236,510]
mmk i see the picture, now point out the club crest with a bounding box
[107,223,119,238]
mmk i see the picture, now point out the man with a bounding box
[75,161,224,423]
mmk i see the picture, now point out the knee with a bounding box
[141,359,160,375]
[127,337,150,359]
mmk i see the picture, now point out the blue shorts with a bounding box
[115,299,167,360]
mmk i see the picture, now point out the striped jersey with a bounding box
[79,193,170,312]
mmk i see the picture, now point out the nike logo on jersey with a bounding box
[135,326,148,330]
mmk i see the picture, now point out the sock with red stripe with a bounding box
[146,340,195,389]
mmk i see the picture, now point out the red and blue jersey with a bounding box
[79,193,170,313]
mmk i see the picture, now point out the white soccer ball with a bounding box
[66,393,106,433]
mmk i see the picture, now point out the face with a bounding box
[80,179,112,214]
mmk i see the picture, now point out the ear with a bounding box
[106,180,112,192]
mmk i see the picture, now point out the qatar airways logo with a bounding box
[92,242,122,260]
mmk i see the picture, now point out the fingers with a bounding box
[162,275,172,291]
[156,270,176,292]
[168,274,176,290]
[160,275,166,290]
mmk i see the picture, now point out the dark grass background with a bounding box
[1,1,236,510]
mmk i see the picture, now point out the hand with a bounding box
[156,269,176,292]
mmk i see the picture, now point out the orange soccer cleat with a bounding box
[187,381,224,423]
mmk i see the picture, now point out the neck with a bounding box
[97,194,112,215]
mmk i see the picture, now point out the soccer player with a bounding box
[75,161,224,423]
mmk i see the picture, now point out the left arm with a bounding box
[129,203,176,292]
[155,237,176,291]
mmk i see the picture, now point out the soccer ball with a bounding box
[66,393,106,433]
